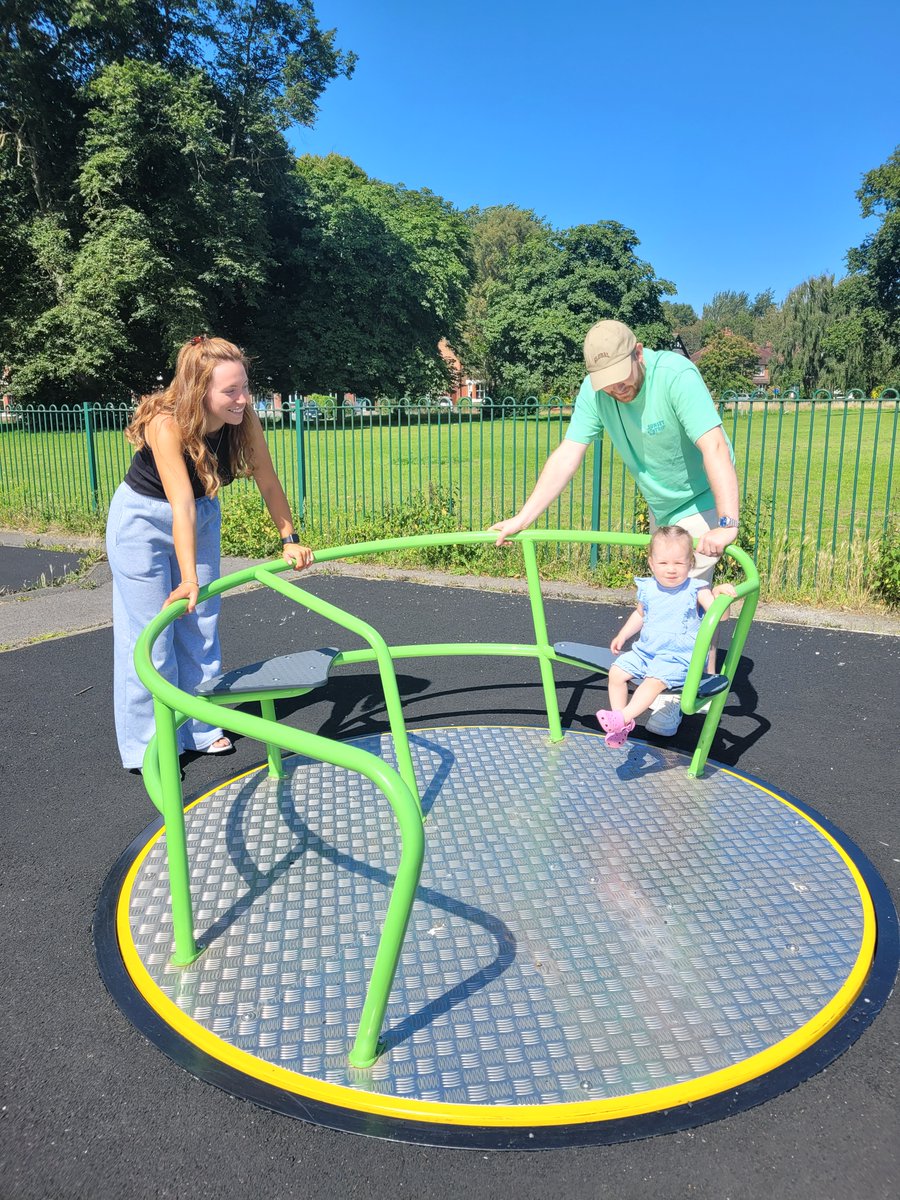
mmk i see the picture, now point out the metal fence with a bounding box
[1,391,896,592]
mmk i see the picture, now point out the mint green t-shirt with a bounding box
[565,348,733,523]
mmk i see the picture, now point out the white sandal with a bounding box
[204,737,234,755]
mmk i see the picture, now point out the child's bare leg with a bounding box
[622,677,668,722]
[607,665,630,711]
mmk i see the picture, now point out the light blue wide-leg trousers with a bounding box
[106,483,225,769]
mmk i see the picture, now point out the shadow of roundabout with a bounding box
[194,738,516,1056]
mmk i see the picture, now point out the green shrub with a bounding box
[220,487,282,558]
[0,484,107,535]
[331,487,485,570]
[715,493,769,584]
[870,518,900,608]
[585,494,650,588]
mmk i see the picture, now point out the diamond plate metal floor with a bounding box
[117,728,873,1127]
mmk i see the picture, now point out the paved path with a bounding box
[0,545,89,594]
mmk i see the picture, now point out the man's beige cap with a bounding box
[583,320,636,391]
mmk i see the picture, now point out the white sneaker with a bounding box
[644,695,682,736]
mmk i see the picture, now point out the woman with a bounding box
[106,335,313,770]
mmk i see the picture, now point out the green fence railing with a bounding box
[1,391,896,593]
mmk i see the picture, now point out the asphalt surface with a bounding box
[0,545,88,594]
[1,547,898,1200]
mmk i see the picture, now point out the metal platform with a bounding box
[110,727,879,1146]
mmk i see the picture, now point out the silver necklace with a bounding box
[208,426,226,460]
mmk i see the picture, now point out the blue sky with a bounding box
[290,0,899,315]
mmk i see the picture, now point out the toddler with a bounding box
[597,526,736,748]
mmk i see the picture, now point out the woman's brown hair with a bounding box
[126,337,254,497]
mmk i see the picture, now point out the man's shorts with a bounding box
[649,506,720,585]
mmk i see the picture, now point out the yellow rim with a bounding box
[116,746,877,1129]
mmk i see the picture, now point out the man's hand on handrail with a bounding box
[488,516,527,546]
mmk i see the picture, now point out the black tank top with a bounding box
[124,427,234,500]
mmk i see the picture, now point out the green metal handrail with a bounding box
[134,586,426,1069]
[132,528,759,1067]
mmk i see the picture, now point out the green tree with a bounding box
[750,290,779,351]
[12,59,269,402]
[771,274,835,392]
[848,145,900,326]
[456,204,548,388]
[0,1,356,402]
[661,301,697,330]
[699,290,754,342]
[770,272,898,395]
[477,220,674,396]
[749,288,776,321]
[842,146,900,391]
[463,204,547,281]
[822,275,898,393]
[208,0,355,154]
[0,2,204,212]
[661,300,701,355]
[693,288,776,350]
[694,329,759,395]
[290,154,474,396]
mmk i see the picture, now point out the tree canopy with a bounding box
[694,329,759,395]
[848,145,900,326]
[463,219,673,396]
[3,11,898,403]
[764,145,900,395]
[289,155,473,396]
[1,0,359,401]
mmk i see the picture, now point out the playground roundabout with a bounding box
[95,532,898,1149]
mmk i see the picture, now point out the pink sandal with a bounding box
[596,709,635,748]
[596,708,620,733]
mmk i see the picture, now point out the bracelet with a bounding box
[182,578,199,585]
[281,533,301,545]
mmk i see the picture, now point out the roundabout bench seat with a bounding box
[195,647,341,780]
[553,641,731,699]
[197,647,340,700]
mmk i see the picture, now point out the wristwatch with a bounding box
[717,516,739,529]
[281,533,301,545]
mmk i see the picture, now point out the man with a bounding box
[490,319,740,736]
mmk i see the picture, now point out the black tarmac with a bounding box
[1,567,898,1200]
[0,545,87,593]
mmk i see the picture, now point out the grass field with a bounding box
[2,400,896,604]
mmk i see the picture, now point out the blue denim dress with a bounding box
[613,576,705,689]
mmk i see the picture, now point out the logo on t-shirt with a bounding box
[645,420,666,436]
